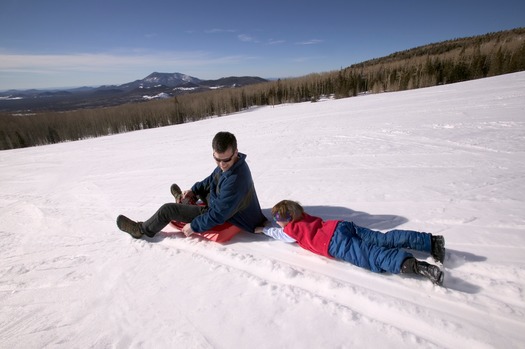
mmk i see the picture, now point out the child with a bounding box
[255,200,445,285]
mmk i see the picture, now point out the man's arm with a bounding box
[191,172,213,198]
[190,172,248,232]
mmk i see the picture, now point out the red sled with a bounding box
[168,220,242,243]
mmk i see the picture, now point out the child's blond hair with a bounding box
[271,200,304,222]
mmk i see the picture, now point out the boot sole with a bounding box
[434,270,444,286]
[170,184,182,201]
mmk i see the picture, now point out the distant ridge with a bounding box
[0,73,269,112]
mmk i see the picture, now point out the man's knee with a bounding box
[158,203,180,219]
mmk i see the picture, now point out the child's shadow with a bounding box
[263,205,409,230]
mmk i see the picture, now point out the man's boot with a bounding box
[116,215,144,239]
[170,183,183,203]
[401,257,444,286]
[431,235,445,264]
[170,183,195,205]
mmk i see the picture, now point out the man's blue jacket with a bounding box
[190,153,266,233]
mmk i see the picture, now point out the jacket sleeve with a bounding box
[190,171,249,232]
[263,226,297,243]
[191,172,213,198]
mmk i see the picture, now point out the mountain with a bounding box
[118,72,203,90]
[0,73,268,112]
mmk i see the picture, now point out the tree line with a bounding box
[1,28,524,150]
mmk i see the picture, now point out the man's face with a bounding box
[213,147,238,172]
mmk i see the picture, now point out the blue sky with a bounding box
[0,0,524,90]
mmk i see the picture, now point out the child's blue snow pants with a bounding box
[327,221,432,274]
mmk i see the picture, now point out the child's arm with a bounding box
[258,226,296,243]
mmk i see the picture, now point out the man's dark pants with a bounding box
[141,203,207,237]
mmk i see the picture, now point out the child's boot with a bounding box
[401,258,444,286]
[431,235,445,264]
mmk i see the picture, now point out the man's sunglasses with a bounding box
[213,153,236,163]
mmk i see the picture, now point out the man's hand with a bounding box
[182,223,195,237]
[182,190,195,201]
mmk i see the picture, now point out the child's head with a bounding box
[271,200,304,225]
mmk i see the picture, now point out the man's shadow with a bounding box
[297,206,409,230]
[156,205,402,243]
[231,205,408,244]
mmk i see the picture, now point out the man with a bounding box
[117,131,266,239]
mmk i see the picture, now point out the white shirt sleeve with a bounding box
[262,226,296,243]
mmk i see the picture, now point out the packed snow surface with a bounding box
[1,72,524,348]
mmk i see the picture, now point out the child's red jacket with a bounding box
[283,213,339,257]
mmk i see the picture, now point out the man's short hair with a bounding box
[212,131,237,153]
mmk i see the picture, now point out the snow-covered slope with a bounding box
[1,72,524,348]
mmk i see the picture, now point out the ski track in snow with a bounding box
[1,72,525,348]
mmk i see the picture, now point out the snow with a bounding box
[142,92,170,100]
[0,96,23,100]
[174,86,198,91]
[1,72,524,348]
